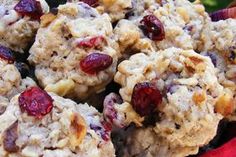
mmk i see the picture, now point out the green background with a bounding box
[198,0,234,12]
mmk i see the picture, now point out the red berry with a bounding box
[14,0,43,20]
[18,87,53,118]
[77,36,105,48]
[131,82,162,116]
[80,0,99,7]
[103,93,124,128]
[140,14,165,41]
[0,45,14,64]
[80,53,113,75]
[210,7,236,22]
[89,121,112,141]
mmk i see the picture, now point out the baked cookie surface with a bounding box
[104,48,229,156]
[28,2,120,100]
[0,87,115,157]
[0,0,49,52]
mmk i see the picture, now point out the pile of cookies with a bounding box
[0,0,235,156]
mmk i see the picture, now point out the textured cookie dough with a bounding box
[0,0,49,52]
[28,2,119,99]
[114,0,209,53]
[0,92,115,157]
[0,59,36,99]
[107,48,227,156]
[199,19,236,119]
[200,19,236,90]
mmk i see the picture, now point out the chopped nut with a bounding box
[215,93,234,116]
[192,90,206,105]
[45,79,75,97]
[102,0,116,7]
[184,56,205,73]
[40,13,57,27]
[3,121,19,153]
[69,113,87,149]
[176,7,190,22]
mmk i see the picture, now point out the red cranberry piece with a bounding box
[210,7,236,22]
[3,121,19,153]
[80,53,113,75]
[131,82,162,117]
[14,0,43,20]
[90,121,112,141]
[0,45,14,64]
[140,14,165,41]
[103,93,124,128]
[18,87,53,118]
[77,36,105,48]
[80,0,99,7]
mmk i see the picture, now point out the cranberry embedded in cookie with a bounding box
[80,53,113,75]
[0,45,15,64]
[139,15,165,41]
[131,82,162,116]
[14,0,43,19]
[80,0,99,7]
[18,87,53,118]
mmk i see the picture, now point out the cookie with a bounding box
[114,0,209,53]
[199,18,236,119]
[104,48,228,156]
[28,2,120,100]
[0,0,49,52]
[0,87,115,157]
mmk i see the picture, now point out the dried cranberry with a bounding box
[3,121,19,153]
[80,0,99,7]
[18,87,53,118]
[210,7,236,22]
[77,36,105,48]
[90,121,111,141]
[103,93,124,128]
[0,45,14,63]
[14,0,43,20]
[140,14,165,41]
[80,53,113,75]
[131,82,162,116]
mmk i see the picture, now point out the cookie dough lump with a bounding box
[0,0,49,52]
[104,48,228,156]
[0,87,115,157]
[28,2,119,99]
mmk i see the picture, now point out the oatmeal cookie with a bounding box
[104,48,228,156]
[114,0,209,53]
[28,2,119,100]
[0,87,115,157]
[199,19,236,119]
[0,0,49,52]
